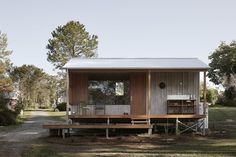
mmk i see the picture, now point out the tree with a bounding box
[51,72,66,105]
[208,41,236,104]
[0,31,18,126]
[0,31,13,93]
[46,21,98,69]
[11,65,57,109]
[208,41,236,85]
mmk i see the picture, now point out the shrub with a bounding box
[0,109,17,126]
[220,87,236,106]
[224,87,236,100]
[56,102,66,111]
[15,99,24,114]
[200,87,219,105]
[38,106,48,109]
[0,95,24,126]
[206,88,218,105]
[223,100,236,106]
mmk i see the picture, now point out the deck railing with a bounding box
[69,104,130,116]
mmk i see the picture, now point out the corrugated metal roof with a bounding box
[63,58,208,70]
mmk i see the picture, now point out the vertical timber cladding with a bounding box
[151,72,200,114]
[69,71,88,105]
[130,73,146,115]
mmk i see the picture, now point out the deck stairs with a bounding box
[131,117,150,125]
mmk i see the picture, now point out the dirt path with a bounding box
[0,111,60,157]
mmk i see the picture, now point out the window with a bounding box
[88,80,130,105]
[115,82,124,96]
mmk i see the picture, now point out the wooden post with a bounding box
[176,118,179,135]
[66,69,69,121]
[147,70,152,135]
[148,70,151,116]
[202,119,206,135]
[166,118,169,143]
[106,117,110,139]
[62,129,65,139]
[167,118,169,135]
[203,71,206,115]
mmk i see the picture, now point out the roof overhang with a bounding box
[63,58,209,72]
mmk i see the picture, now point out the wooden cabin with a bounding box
[44,58,208,138]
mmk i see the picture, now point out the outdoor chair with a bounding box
[94,103,105,115]
[79,101,91,115]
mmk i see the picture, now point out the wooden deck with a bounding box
[43,114,206,138]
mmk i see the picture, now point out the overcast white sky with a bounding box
[0,0,236,75]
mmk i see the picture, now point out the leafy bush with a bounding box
[0,95,24,126]
[38,106,48,109]
[224,87,236,100]
[56,102,66,111]
[0,107,18,126]
[206,88,218,105]
[216,87,236,106]
[223,100,236,106]
[15,99,24,114]
[200,87,219,105]
[222,87,236,106]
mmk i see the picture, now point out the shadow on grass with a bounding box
[20,133,236,157]
[22,145,61,157]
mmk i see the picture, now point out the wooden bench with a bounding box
[43,124,153,138]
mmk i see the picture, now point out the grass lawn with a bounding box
[21,106,236,157]
[45,110,66,122]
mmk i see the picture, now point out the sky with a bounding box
[0,0,236,75]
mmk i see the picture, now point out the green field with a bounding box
[22,106,236,157]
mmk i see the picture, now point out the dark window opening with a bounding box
[88,78,130,105]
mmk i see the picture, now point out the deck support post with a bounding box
[165,118,169,143]
[148,128,152,136]
[67,128,70,137]
[62,129,65,139]
[202,119,206,136]
[106,128,109,139]
[195,120,198,132]
[166,118,169,135]
[148,117,152,136]
[106,117,110,139]
[58,129,60,136]
[176,118,179,135]
[154,123,157,132]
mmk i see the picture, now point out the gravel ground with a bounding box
[0,111,59,157]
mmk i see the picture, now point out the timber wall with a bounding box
[150,72,200,114]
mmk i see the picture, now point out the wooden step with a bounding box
[131,118,149,120]
[131,121,148,124]
[131,118,149,125]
